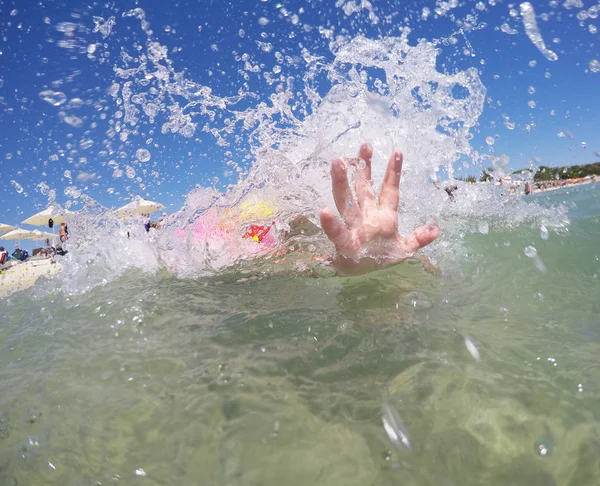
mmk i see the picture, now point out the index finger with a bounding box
[379,150,403,212]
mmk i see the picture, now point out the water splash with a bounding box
[20,2,578,287]
[520,2,558,61]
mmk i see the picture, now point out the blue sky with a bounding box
[0,0,599,248]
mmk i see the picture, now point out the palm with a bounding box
[320,143,440,273]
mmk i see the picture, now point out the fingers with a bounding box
[404,221,440,253]
[320,207,352,251]
[331,157,354,220]
[379,150,403,212]
[353,143,377,211]
[357,143,373,181]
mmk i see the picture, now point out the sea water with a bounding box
[1,0,600,484]
[0,183,598,485]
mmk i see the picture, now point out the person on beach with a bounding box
[11,248,28,261]
[41,238,55,257]
[59,223,68,243]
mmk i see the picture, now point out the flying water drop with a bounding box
[520,2,558,61]
[524,246,537,258]
[136,148,151,162]
[381,403,411,451]
[39,90,67,106]
[524,246,547,273]
[10,180,24,194]
[63,115,83,128]
[464,337,481,362]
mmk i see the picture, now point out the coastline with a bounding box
[531,176,598,194]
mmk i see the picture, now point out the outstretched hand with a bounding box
[320,143,440,275]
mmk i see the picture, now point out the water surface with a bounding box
[1,183,600,485]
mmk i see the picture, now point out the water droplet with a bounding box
[485,136,495,145]
[10,180,23,194]
[63,115,83,128]
[136,148,151,162]
[135,469,146,477]
[79,139,94,150]
[528,85,536,94]
[589,59,600,73]
[535,437,554,456]
[477,221,489,234]
[401,291,432,310]
[520,2,558,61]
[540,225,549,240]
[381,404,411,451]
[39,90,67,106]
[524,246,537,258]
[464,337,481,362]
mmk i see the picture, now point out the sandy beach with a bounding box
[532,176,598,194]
[0,259,62,297]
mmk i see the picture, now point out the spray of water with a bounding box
[24,1,586,290]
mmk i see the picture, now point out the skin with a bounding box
[319,143,440,275]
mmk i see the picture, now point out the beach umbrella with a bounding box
[116,197,165,218]
[31,230,57,241]
[0,228,58,251]
[0,228,39,247]
[0,223,15,235]
[22,207,74,228]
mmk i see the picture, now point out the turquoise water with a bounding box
[0,183,599,485]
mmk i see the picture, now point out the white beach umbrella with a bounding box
[0,228,39,247]
[31,230,57,241]
[0,229,58,252]
[116,197,165,218]
[22,207,74,228]
[0,228,38,240]
[0,223,15,235]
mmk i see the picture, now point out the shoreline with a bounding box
[531,177,598,194]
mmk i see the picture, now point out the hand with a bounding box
[320,143,440,275]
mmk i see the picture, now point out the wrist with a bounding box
[333,253,401,276]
